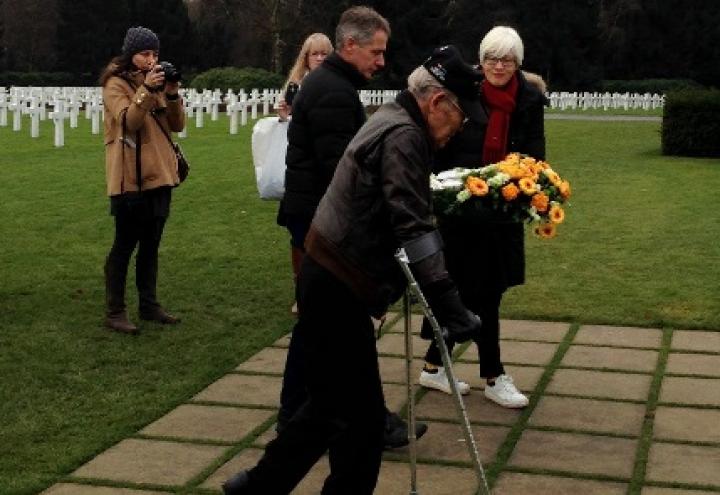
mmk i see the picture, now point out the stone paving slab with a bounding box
[378,356,425,384]
[671,330,720,353]
[385,312,422,334]
[235,347,288,374]
[529,396,646,436]
[41,485,171,495]
[666,352,720,377]
[192,374,282,407]
[375,460,478,495]
[653,406,720,443]
[451,363,544,392]
[575,324,662,348]
[508,429,637,478]
[562,344,658,373]
[72,438,227,486]
[641,487,719,495]
[659,376,720,406]
[493,472,626,495]
[547,368,652,401]
[646,442,720,487]
[458,340,559,366]
[499,319,570,342]
[140,404,274,443]
[391,421,509,463]
[415,389,524,425]
[376,332,430,357]
[272,333,291,348]
[383,382,412,412]
[203,448,478,494]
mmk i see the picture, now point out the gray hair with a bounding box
[478,26,524,66]
[407,66,459,104]
[335,6,391,49]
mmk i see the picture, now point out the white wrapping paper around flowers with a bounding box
[251,116,289,200]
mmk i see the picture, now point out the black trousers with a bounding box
[247,256,386,494]
[424,289,505,379]
[105,198,167,314]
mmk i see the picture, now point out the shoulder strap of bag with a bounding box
[150,111,175,149]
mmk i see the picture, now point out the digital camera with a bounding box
[158,61,182,83]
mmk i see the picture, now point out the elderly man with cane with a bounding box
[223,45,484,495]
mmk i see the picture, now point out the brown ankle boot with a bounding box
[139,307,180,324]
[105,311,139,334]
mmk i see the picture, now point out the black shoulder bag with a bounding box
[151,112,190,183]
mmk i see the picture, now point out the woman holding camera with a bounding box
[99,26,185,334]
[275,33,333,315]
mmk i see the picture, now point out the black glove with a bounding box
[426,287,482,343]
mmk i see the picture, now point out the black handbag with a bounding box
[152,113,190,183]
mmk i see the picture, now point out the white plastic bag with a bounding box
[251,116,289,200]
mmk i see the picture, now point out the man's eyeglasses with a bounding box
[483,56,516,68]
[446,97,468,131]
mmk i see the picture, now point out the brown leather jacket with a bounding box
[102,72,185,196]
[306,91,451,316]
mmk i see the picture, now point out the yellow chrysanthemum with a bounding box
[505,153,521,164]
[537,160,551,170]
[518,177,537,196]
[501,183,520,201]
[544,169,562,187]
[531,192,549,212]
[520,157,537,167]
[466,176,489,196]
[534,222,557,239]
[559,180,572,199]
[529,162,545,175]
[549,204,565,224]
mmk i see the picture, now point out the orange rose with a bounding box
[501,183,520,201]
[519,177,537,196]
[559,181,572,199]
[531,192,549,212]
[466,176,489,196]
[549,204,565,224]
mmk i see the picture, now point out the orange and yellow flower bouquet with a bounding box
[430,153,571,238]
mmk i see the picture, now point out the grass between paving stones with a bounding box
[628,327,672,495]
[1,114,719,494]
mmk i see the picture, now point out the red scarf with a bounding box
[482,74,519,165]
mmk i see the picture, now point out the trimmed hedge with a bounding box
[662,90,720,157]
[599,79,701,94]
[189,67,284,92]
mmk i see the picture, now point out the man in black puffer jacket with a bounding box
[275,6,426,450]
[223,44,484,495]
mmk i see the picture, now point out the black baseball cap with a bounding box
[423,45,484,122]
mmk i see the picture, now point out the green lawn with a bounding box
[0,112,718,494]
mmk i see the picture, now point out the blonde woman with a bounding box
[276,33,333,121]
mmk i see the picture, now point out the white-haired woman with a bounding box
[419,26,547,409]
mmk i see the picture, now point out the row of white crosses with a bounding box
[547,91,665,111]
[0,86,105,146]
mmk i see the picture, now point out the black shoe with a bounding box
[223,470,251,494]
[384,411,428,450]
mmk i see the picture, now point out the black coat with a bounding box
[280,53,368,221]
[434,71,546,295]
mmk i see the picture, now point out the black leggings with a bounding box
[424,289,505,379]
[105,199,167,313]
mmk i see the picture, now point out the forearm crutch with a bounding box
[396,248,490,495]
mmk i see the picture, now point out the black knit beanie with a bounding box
[122,26,160,56]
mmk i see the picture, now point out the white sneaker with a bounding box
[419,367,471,395]
[484,374,529,408]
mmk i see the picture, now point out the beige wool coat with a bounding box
[103,72,185,196]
